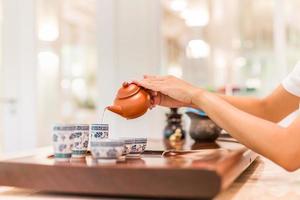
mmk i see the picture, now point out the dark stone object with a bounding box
[186,110,221,142]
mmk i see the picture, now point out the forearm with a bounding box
[216,85,299,122]
[192,90,299,171]
[191,93,276,122]
[217,94,266,118]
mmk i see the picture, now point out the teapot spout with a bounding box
[107,105,123,116]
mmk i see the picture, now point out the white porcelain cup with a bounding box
[90,139,124,163]
[90,124,109,143]
[53,124,75,161]
[120,138,135,156]
[72,124,89,158]
[127,138,147,158]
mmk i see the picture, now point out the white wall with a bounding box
[0,0,166,154]
[1,0,37,153]
[97,0,166,139]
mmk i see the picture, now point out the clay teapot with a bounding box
[107,82,151,119]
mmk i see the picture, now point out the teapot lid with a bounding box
[117,82,141,99]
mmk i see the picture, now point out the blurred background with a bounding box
[0,0,299,153]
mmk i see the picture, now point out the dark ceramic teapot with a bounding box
[186,108,221,142]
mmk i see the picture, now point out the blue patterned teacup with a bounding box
[90,124,109,143]
[53,124,75,161]
[90,139,124,164]
[120,138,135,156]
[72,124,89,158]
[127,138,147,158]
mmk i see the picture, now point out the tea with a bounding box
[101,107,107,124]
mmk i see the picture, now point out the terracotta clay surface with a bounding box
[0,139,257,199]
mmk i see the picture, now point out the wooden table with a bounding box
[0,149,299,199]
[215,157,300,200]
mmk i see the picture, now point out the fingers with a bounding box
[132,79,162,105]
[134,75,166,86]
[143,75,156,79]
[143,74,166,81]
[149,90,158,97]
[144,74,160,79]
[133,75,167,94]
[149,99,156,109]
[153,93,162,105]
[122,78,161,110]
[132,80,140,86]
[135,79,161,92]
[149,90,159,104]
[149,95,161,110]
[149,93,156,110]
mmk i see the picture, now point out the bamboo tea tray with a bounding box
[0,138,257,199]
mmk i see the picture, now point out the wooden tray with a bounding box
[0,139,257,199]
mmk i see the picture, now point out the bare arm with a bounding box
[217,85,299,122]
[137,75,300,171]
[144,77,299,122]
[193,90,300,171]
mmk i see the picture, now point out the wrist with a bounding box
[190,88,206,107]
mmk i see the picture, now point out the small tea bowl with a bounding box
[120,138,135,155]
[127,138,147,158]
[90,139,124,163]
[117,138,135,161]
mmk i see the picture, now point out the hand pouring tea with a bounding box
[107,82,151,119]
